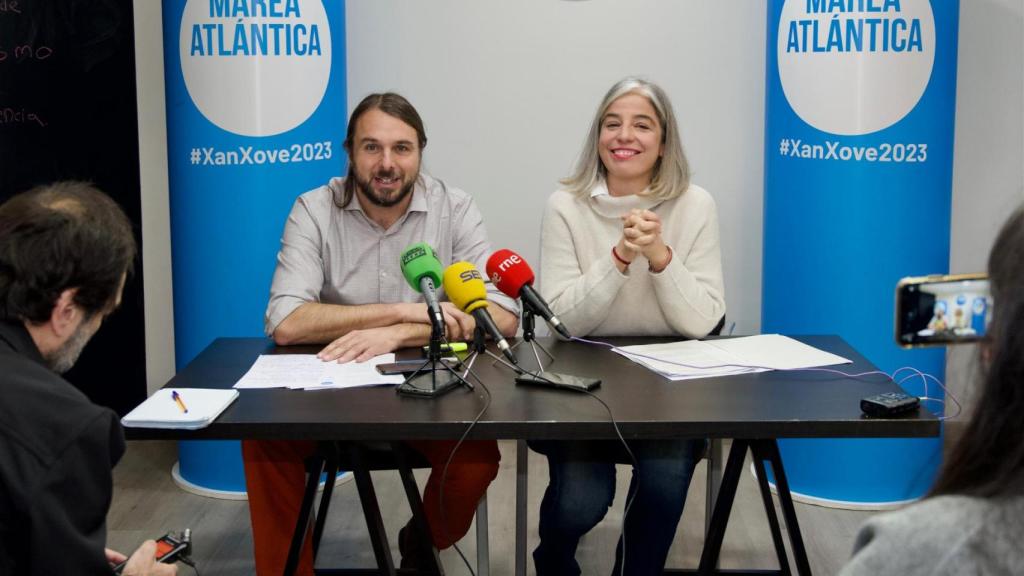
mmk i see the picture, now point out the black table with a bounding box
[128,335,938,575]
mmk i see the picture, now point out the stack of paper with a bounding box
[233,353,405,390]
[614,334,851,381]
[121,388,239,430]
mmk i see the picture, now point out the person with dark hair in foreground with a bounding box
[243,92,518,574]
[840,205,1024,576]
[0,182,175,575]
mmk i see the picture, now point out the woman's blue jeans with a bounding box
[530,438,705,576]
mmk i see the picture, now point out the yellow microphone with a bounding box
[443,262,517,364]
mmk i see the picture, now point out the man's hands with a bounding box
[108,541,177,575]
[317,324,412,363]
[396,302,476,340]
[618,209,671,271]
[317,303,477,362]
[438,302,477,341]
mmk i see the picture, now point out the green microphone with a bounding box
[400,242,445,333]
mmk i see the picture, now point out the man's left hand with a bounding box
[317,324,408,363]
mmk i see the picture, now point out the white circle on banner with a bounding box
[179,0,331,137]
[777,0,935,136]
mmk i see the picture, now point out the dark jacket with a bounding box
[0,320,124,575]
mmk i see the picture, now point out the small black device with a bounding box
[860,391,921,417]
[515,371,600,392]
[112,530,191,574]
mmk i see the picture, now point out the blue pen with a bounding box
[171,390,189,413]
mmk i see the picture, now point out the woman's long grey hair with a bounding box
[561,77,690,201]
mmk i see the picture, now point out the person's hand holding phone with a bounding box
[119,540,178,575]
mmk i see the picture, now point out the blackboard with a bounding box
[1,0,147,415]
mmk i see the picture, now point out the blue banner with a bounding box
[763,0,959,504]
[163,0,347,493]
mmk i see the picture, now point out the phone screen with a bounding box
[896,275,991,347]
[155,539,176,560]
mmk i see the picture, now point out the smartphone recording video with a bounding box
[895,274,991,348]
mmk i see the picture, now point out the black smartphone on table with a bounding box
[376,358,460,375]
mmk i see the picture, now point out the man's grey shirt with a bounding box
[266,174,518,334]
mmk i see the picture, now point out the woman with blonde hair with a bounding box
[532,77,725,575]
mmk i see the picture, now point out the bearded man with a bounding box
[243,92,518,574]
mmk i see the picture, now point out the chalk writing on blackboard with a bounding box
[0,0,21,15]
[0,107,47,127]
[0,44,53,63]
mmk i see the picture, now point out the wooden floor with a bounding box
[107,439,876,575]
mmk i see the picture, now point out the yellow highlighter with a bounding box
[421,342,468,354]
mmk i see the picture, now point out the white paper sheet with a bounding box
[233,354,404,390]
[706,334,852,371]
[614,335,851,381]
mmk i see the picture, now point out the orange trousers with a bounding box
[241,439,500,576]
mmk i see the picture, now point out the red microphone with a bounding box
[486,249,572,339]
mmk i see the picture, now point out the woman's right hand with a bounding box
[614,212,641,271]
[613,235,638,272]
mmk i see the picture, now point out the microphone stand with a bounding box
[475,324,522,374]
[492,302,599,392]
[396,317,471,397]
[504,303,555,372]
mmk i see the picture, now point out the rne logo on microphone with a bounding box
[460,270,483,282]
[490,253,521,284]
[497,252,524,270]
[496,254,521,272]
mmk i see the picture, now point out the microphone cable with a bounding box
[434,336,493,576]
[516,366,639,576]
[433,336,641,576]
[179,556,200,576]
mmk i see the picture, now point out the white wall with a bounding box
[347,0,1023,340]
[946,0,1023,417]
[952,0,1023,278]
[347,1,767,335]
[136,2,1022,383]
[134,0,175,393]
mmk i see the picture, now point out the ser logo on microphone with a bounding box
[489,253,522,284]
[459,269,483,282]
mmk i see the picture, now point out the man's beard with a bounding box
[46,320,95,374]
[355,170,416,208]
